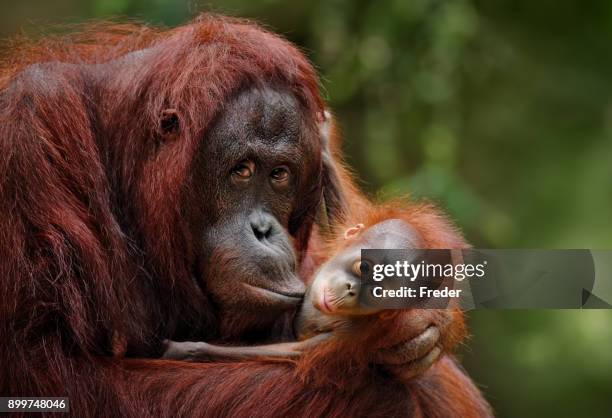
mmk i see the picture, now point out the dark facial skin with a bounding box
[186,87,319,335]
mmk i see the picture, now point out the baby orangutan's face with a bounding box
[309,247,363,315]
[308,219,420,316]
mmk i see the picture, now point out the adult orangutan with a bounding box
[0,14,492,418]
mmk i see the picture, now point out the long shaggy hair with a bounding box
[0,14,491,418]
[0,14,324,416]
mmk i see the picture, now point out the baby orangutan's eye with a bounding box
[352,260,371,277]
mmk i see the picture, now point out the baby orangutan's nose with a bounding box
[329,275,360,308]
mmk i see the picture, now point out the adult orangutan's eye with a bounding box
[270,166,290,183]
[231,160,255,181]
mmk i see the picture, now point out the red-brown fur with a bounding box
[0,14,491,417]
[298,203,491,417]
[296,109,491,416]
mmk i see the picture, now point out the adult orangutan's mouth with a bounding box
[244,283,304,307]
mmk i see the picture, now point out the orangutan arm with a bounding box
[160,333,331,362]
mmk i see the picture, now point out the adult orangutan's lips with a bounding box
[244,284,304,306]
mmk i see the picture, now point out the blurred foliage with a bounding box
[2,1,612,417]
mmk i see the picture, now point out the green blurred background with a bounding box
[3,1,611,416]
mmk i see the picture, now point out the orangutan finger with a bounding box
[375,326,440,366]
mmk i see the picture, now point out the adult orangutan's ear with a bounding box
[316,110,349,236]
[344,223,365,240]
[159,108,180,139]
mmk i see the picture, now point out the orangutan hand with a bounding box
[373,309,462,381]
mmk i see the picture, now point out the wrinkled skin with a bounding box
[184,88,319,338]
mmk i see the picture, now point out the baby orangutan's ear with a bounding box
[344,223,365,240]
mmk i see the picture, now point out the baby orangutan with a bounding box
[162,217,422,362]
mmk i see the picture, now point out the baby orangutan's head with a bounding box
[308,219,421,316]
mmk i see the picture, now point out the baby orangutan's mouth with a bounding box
[317,287,334,314]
